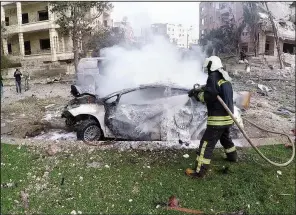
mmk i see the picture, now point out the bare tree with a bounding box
[50,2,113,75]
[264,2,284,69]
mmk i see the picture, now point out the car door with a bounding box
[166,88,208,141]
[104,87,167,140]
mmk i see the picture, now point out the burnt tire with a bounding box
[76,120,103,141]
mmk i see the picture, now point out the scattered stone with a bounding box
[86,162,102,168]
[183,154,190,158]
[1,182,17,188]
[258,84,271,93]
[70,210,77,215]
[257,101,269,108]
[277,170,282,176]
[274,109,292,117]
[20,190,29,209]
[246,80,255,85]
[46,144,61,156]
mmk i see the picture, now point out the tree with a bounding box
[264,2,284,69]
[242,2,263,56]
[87,26,126,57]
[50,2,113,74]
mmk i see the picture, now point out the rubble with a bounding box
[46,144,61,156]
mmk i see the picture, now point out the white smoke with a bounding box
[96,35,207,97]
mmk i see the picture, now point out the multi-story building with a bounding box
[199,2,295,57]
[151,23,198,48]
[199,2,243,39]
[1,1,112,63]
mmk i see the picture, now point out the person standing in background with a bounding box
[24,69,30,91]
[14,68,22,94]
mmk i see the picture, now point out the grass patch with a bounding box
[1,144,295,215]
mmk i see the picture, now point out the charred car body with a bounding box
[62,84,244,142]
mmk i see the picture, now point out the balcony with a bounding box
[4,21,56,34]
[22,21,52,33]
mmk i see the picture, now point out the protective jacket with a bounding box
[197,70,234,127]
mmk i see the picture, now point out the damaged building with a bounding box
[241,2,295,57]
[199,2,295,58]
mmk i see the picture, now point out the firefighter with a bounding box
[186,56,238,178]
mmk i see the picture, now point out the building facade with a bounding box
[1,2,112,63]
[199,2,243,39]
[151,23,198,48]
[199,2,295,56]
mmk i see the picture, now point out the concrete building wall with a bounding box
[23,30,50,55]
[4,7,18,25]
[199,2,244,38]
[21,2,48,23]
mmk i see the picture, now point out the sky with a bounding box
[112,2,200,38]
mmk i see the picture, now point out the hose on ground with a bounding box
[217,95,295,167]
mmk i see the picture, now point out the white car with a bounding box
[62,84,244,142]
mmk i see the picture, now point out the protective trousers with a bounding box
[195,126,236,173]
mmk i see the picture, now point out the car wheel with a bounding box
[77,120,102,141]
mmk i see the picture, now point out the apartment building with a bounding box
[199,2,243,39]
[199,2,295,56]
[151,23,198,48]
[1,2,112,63]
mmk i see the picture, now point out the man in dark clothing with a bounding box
[186,56,238,178]
[240,51,246,61]
[14,69,22,94]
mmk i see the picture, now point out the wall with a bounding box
[7,34,20,55]
[21,2,48,23]
[23,30,50,55]
[4,7,18,26]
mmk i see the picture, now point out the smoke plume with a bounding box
[96,36,207,97]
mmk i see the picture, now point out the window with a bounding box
[119,87,166,104]
[103,20,107,27]
[40,39,50,50]
[201,30,205,35]
[38,10,49,21]
[201,18,204,25]
[201,7,204,12]
[22,13,29,24]
[5,17,9,26]
[7,44,12,54]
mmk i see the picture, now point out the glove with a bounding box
[188,89,195,97]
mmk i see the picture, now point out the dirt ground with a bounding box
[1,64,295,146]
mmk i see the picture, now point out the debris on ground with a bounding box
[277,170,282,176]
[46,144,61,156]
[183,154,190,158]
[166,195,204,214]
[258,84,271,93]
[1,182,17,188]
[86,162,103,168]
[274,108,292,117]
[20,190,29,209]
[168,196,179,207]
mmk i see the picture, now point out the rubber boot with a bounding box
[226,151,238,162]
[185,166,207,179]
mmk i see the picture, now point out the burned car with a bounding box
[61,84,244,142]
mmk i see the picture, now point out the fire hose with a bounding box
[217,95,295,167]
